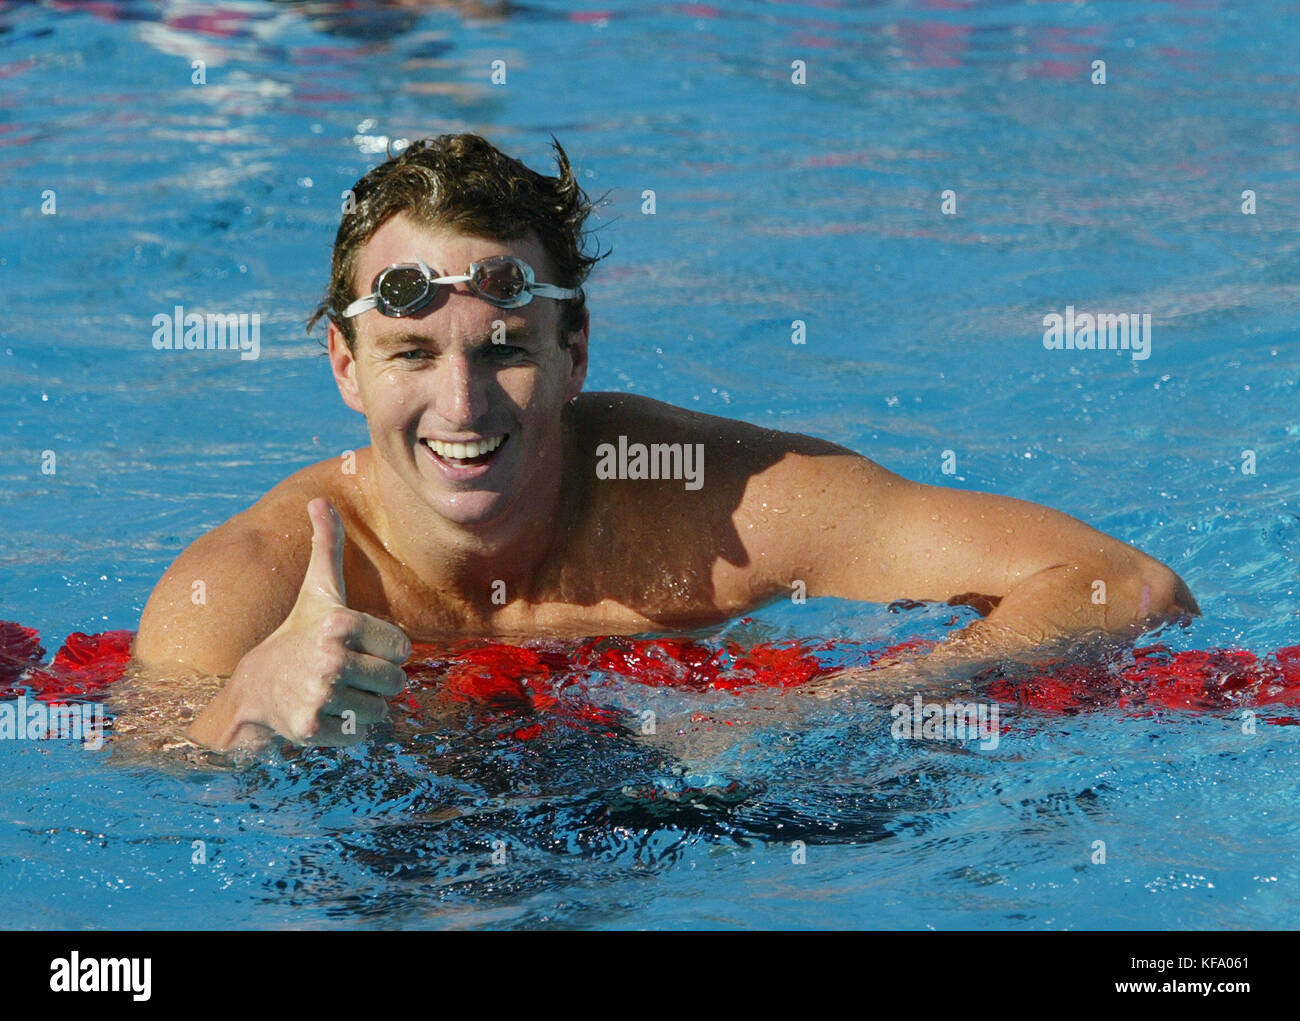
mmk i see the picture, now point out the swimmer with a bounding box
[129,134,1198,753]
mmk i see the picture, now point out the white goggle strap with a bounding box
[341,295,376,319]
[529,283,582,300]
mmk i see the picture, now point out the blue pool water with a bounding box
[1,0,1298,929]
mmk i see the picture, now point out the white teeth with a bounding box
[425,435,505,460]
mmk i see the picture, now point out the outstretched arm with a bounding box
[749,450,1197,675]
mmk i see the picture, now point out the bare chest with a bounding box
[350,535,756,643]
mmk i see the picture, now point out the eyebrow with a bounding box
[371,324,538,351]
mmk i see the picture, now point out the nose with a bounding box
[432,348,490,430]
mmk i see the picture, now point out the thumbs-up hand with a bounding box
[300,495,351,606]
[228,498,412,747]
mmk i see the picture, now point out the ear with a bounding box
[563,307,589,402]
[328,320,367,415]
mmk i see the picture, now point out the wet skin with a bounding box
[131,215,1197,750]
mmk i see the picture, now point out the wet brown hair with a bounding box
[308,133,604,348]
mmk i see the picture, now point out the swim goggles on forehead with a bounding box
[341,255,581,319]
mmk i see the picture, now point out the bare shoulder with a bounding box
[568,392,910,601]
[131,456,360,677]
[573,391,844,459]
[572,390,900,496]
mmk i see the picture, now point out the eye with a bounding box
[484,344,528,361]
[397,348,433,361]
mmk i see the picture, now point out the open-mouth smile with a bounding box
[421,434,509,475]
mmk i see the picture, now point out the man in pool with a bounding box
[130,133,1198,753]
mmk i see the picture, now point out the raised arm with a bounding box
[129,499,411,754]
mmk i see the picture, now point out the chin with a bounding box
[425,490,512,528]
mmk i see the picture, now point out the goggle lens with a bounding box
[472,259,529,305]
[377,266,430,312]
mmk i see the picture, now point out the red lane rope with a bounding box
[5,621,1298,731]
[0,622,133,702]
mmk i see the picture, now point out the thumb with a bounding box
[301,498,347,606]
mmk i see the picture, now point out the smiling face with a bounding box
[328,213,588,531]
